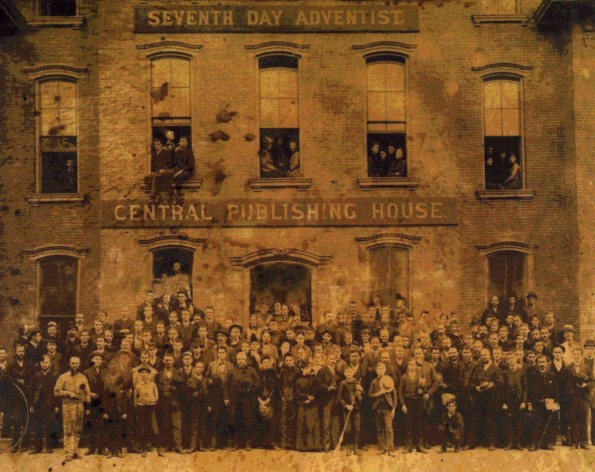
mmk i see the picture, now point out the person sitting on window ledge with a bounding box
[260,136,278,177]
[288,140,301,177]
[273,135,290,176]
[171,137,195,204]
[146,137,176,204]
[485,156,501,189]
[503,154,521,189]
[388,146,407,178]
[495,151,510,188]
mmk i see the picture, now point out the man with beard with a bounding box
[54,356,91,461]
[466,348,503,450]
[481,296,502,324]
[155,352,182,455]
[527,355,559,450]
[228,352,261,450]
[500,355,527,450]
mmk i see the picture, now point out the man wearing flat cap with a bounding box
[525,292,543,320]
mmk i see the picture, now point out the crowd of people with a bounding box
[367,141,407,177]
[484,147,522,190]
[259,133,301,178]
[0,289,593,462]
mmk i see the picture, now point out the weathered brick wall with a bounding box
[0,0,101,349]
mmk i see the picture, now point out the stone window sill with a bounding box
[28,16,85,30]
[140,179,204,192]
[26,194,85,206]
[249,178,312,192]
[476,189,535,202]
[471,15,530,27]
[357,177,420,191]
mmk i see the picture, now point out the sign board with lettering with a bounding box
[134,5,420,33]
[101,198,456,228]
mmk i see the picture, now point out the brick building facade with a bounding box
[0,0,593,346]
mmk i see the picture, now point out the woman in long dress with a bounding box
[295,362,321,451]
[279,354,300,449]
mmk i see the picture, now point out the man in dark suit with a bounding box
[170,136,195,204]
[228,352,261,450]
[568,347,593,449]
[7,344,36,451]
[28,355,59,453]
[60,158,77,193]
[466,348,503,450]
[83,352,106,455]
[527,355,560,450]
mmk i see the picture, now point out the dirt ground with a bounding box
[1,446,593,472]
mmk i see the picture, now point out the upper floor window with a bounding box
[39,0,77,16]
[258,55,300,179]
[369,245,409,309]
[366,55,407,178]
[39,78,78,193]
[150,56,194,179]
[483,77,523,190]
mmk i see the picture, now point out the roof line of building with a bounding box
[533,0,593,26]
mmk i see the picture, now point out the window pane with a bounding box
[484,81,502,109]
[39,257,77,317]
[385,63,405,92]
[367,92,387,122]
[260,69,279,98]
[152,59,170,87]
[501,109,520,136]
[488,252,525,300]
[278,99,298,128]
[278,69,298,99]
[499,0,517,14]
[170,59,190,88]
[369,247,409,306]
[386,91,406,121]
[367,63,385,92]
[153,95,172,119]
[59,108,77,136]
[501,81,519,108]
[58,81,77,110]
[385,122,406,132]
[484,109,503,136]
[41,109,60,136]
[260,99,279,128]
[40,81,59,109]
[170,87,191,117]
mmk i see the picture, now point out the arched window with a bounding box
[369,246,409,306]
[483,76,523,190]
[150,55,192,171]
[366,55,407,178]
[38,256,78,331]
[488,251,526,299]
[258,54,300,178]
[38,78,78,193]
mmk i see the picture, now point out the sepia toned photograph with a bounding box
[0,1,593,471]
